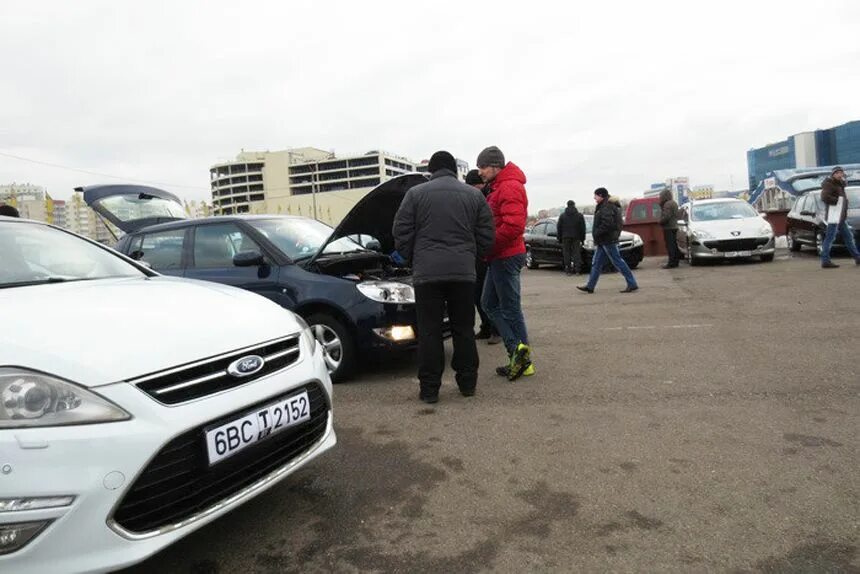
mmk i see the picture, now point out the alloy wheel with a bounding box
[312,324,343,374]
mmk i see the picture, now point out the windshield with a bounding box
[0,221,145,287]
[691,202,759,222]
[247,218,366,260]
[97,193,187,222]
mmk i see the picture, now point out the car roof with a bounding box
[127,214,309,235]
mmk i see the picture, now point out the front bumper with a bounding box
[689,236,775,258]
[0,340,335,574]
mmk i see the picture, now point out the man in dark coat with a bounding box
[820,166,860,268]
[557,200,586,275]
[659,188,681,269]
[465,169,501,345]
[577,188,639,294]
[393,152,495,403]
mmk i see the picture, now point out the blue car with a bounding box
[80,174,431,382]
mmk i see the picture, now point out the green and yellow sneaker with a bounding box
[508,343,532,381]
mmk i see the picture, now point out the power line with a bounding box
[0,150,210,191]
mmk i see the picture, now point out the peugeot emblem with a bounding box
[227,355,265,378]
[730,231,741,237]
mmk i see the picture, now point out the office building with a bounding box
[747,120,860,190]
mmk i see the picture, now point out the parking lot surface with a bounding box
[124,251,859,574]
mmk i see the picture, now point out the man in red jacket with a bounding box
[477,146,534,381]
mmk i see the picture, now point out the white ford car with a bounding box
[0,217,336,573]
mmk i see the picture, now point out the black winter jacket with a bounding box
[592,198,623,246]
[392,170,496,285]
[557,205,586,242]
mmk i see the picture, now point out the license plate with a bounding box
[725,250,752,258]
[205,391,311,465]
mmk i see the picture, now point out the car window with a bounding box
[546,221,558,236]
[631,204,648,221]
[532,223,547,236]
[138,229,186,270]
[691,201,758,221]
[193,223,262,268]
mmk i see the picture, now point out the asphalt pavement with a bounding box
[123,249,860,574]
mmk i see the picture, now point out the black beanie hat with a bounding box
[465,169,483,185]
[594,188,610,199]
[832,166,844,175]
[428,150,458,174]
[567,200,575,207]
[476,146,505,168]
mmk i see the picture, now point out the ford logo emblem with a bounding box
[730,231,741,236]
[227,355,265,378]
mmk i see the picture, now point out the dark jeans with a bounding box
[821,222,860,264]
[586,243,638,290]
[482,253,529,355]
[663,228,680,266]
[562,237,583,272]
[475,260,497,334]
[414,281,479,397]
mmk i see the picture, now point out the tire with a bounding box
[787,232,801,252]
[627,259,640,270]
[305,313,356,384]
[525,248,539,269]
[760,253,775,262]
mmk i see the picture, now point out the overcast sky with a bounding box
[2,0,858,210]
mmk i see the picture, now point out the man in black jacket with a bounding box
[577,188,638,294]
[557,200,586,275]
[393,152,496,403]
[659,189,681,269]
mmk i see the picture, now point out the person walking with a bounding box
[477,146,534,381]
[659,188,681,269]
[466,169,501,345]
[820,166,860,268]
[577,188,639,294]
[557,200,586,275]
[393,151,495,403]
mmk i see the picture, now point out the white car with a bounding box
[678,198,776,264]
[0,217,336,574]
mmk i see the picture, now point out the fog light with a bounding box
[0,521,51,555]
[373,326,416,342]
[0,496,74,512]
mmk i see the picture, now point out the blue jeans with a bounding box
[821,222,860,264]
[482,253,529,354]
[586,243,638,290]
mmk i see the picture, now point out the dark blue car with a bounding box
[80,175,431,382]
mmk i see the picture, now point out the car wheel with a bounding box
[787,232,801,252]
[627,259,640,270]
[760,253,775,262]
[525,248,539,269]
[305,313,356,383]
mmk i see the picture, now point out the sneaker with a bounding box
[487,334,502,346]
[496,363,535,379]
[522,363,536,377]
[822,261,840,269]
[508,343,531,381]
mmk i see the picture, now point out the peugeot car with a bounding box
[678,199,775,264]
[524,215,644,270]
[0,216,335,574]
[80,175,431,383]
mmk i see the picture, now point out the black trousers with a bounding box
[474,260,497,334]
[664,228,680,265]
[562,237,583,272]
[414,281,479,397]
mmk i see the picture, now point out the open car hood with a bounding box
[309,173,429,264]
[76,184,187,234]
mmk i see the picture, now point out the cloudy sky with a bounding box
[1,0,858,210]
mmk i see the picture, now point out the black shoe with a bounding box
[822,262,840,269]
[661,263,679,269]
[620,286,639,293]
[496,365,511,377]
[419,394,439,404]
[460,388,476,397]
[577,285,594,294]
[475,328,492,340]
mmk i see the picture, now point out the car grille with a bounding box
[703,238,769,252]
[132,336,301,405]
[112,382,329,534]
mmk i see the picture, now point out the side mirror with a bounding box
[365,239,382,252]
[233,251,265,267]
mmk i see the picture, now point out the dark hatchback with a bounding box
[524,216,644,270]
[80,175,431,382]
[786,184,860,254]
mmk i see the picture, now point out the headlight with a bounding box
[692,229,714,240]
[0,368,129,429]
[357,281,415,304]
[759,225,774,236]
[294,315,317,354]
[632,234,644,247]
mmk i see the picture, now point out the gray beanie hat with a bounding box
[476,146,505,168]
